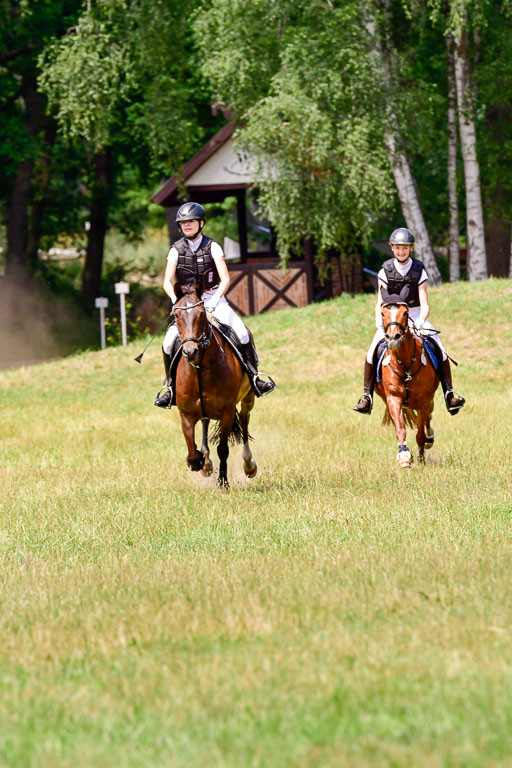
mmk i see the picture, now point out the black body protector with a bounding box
[174,235,220,290]
[381,257,424,308]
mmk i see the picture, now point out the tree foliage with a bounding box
[195,0,394,259]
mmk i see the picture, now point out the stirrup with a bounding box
[254,373,276,397]
[154,385,173,409]
[444,389,465,415]
[353,392,373,414]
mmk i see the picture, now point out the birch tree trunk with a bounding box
[452,9,487,280]
[384,130,441,283]
[365,3,441,284]
[446,35,460,281]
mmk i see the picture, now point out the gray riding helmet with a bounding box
[389,227,415,245]
[176,202,205,223]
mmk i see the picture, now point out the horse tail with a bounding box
[382,407,417,428]
[210,410,244,446]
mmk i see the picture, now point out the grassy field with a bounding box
[1,279,512,767]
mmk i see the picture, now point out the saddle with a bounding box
[166,318,252,405]
[375,334,440,383]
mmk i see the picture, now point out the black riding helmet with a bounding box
[389,227,415,245]
[176,202,205,236]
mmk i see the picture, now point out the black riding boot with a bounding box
[241,342,276,397]
[353,360,375,414]
[439,358,465,415]
[154,349,173,408]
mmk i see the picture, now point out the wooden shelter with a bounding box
[150,123,314,315]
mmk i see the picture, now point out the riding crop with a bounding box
[134,314,172,364]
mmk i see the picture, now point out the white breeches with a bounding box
[366,318,447,363]
[162,294,250,354]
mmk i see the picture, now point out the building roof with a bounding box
[151,122,257,207]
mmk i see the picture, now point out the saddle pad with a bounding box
[375,342,388,383]
[422,336,439,370]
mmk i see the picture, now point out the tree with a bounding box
[194,0,397,267]
[39,0,219,301]
[0,0,82,280]
[450,3,487,280]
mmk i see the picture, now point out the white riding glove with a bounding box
[204,299,218,313]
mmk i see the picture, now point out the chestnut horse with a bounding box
[172,283,257,489]
[375,301,439,468]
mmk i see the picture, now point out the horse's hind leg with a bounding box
[240,391,257,478]
[424,408,435,450]
[416,407,428,463]
[217,410,234,490]
[200,418,213,477]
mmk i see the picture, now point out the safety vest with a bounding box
[174,236,221,290]
[382,258,424,308]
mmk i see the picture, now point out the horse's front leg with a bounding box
[217,409,235,490]
[200,418,213,477]
[240,390,257,478]
[387,395,411,468]
[179,411,204,472]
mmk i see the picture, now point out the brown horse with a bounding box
[375,301,439,468]
[172,283,257,489]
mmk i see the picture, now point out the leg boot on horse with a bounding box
[154,349,173,408]
[353,361,375,414]
[241,342,276,397]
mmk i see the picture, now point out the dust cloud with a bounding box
[0,277,93,370]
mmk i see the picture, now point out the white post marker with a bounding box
[95,297,109,350]
[115,281,130,346]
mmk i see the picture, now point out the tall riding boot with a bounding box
[440,358,465,415]
[241,341,276,397]
[154,349,173,408]
[353,360,375,414]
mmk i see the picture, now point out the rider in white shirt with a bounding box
[155,202,276,408]
[353,227,465,416]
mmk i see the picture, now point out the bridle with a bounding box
[382,302,409,339]
[173,299,213,349]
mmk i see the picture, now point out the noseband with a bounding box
[173,299,213,348]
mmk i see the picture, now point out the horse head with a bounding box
[381,299,410,350]
[173,282,209,364]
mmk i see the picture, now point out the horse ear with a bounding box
[174,282,183,300]
[381,286,391,303]
[195,281,203,297]
[399,284,410,301]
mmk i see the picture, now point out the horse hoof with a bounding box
[243,460,257,478]
[417,453,426,464]
[201,460,213,477]
[396,448,412,468]
[217,476,230,491]
[187,452,205,472]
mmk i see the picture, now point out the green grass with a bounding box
[1,279,512,767]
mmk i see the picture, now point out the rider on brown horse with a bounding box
[353,227,465,416]
[155,202,276,408]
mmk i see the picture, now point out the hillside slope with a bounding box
[1,280,512,767]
